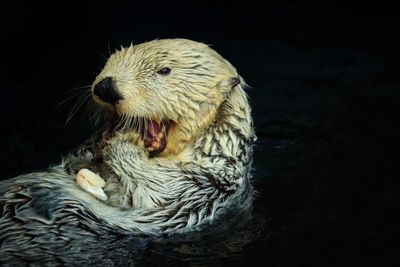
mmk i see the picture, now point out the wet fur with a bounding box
[0,38,255,264]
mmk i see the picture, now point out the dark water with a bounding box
[1,1,400,266]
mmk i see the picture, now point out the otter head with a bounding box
[92,38,242,157]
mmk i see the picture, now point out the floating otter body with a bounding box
[0,39,255,263]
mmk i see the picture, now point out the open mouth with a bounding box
[142,119,171,156]
[109,116,172,157]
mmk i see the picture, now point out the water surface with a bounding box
[1,2,399,266]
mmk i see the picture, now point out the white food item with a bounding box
[76,168,108,201]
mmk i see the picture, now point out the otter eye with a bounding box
[157,67,171,76]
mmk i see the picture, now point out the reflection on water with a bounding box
[140,213,267,266]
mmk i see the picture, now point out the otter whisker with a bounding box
[107,39,112,56]
[135,117,140,132]
[87,99,103,125]
[68,84,92,92]
[87,98,97,117]
[122,114,130,133]
[128,116,134,132]
[114,114,124,132]
[56,84,93,127]
[57,85,91,107]
[124,114,131,132]
[128,116,135,132]
[124,116,130,132]
[64,92,92,126]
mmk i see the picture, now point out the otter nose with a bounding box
[93,77,122,104]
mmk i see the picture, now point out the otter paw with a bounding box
[76,168,108,201]
[103,135,144,160]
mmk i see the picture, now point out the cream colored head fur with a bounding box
[93,38,250,156]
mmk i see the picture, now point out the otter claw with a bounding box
[76,168,108,201]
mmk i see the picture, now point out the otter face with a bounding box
[92,38,241,156]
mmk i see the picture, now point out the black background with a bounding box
[1,1,400,266]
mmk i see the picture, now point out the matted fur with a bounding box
[0,39,255,263]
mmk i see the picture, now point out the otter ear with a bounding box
[229,77,240,88]
[218,77,241,94]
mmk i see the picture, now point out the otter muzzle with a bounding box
[93,77,122,104]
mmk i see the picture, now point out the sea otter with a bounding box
[0,38,255,264]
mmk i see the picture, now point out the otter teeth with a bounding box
[76,168,108,201]
[148,141,160,151]
[147,132,164,151]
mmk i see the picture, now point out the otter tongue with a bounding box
[143,120,161,147]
